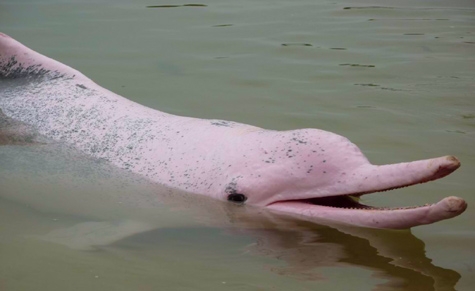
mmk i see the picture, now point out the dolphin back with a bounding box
[0,32,165,175]
[0,32,203,190]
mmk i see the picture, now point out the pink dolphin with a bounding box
[0,33,467,229]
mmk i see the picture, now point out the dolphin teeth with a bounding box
[301,195,438,211]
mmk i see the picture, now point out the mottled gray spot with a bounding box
[210,120,233,127]
[0,56,65,80]
[292,137,307,144]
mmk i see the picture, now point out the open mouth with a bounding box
[304,195,380,210]
[266,156,467,229]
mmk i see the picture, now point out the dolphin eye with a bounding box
[227,193,247,203]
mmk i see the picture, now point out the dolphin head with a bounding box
[220,129,466,229]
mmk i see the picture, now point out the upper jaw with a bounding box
[321,155,461,199]
[265,156,467,229]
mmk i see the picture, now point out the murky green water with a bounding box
[1,0,474,290]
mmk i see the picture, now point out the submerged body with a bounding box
[0,33,467,228]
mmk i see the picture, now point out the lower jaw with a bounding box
[266,196,467,229]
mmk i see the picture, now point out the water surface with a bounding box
[1,0,474,290]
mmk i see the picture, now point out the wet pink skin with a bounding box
[0,33,467,229]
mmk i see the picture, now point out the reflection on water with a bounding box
[118,215,462,290]
[1,0,474,290]
[242,224,460,290]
